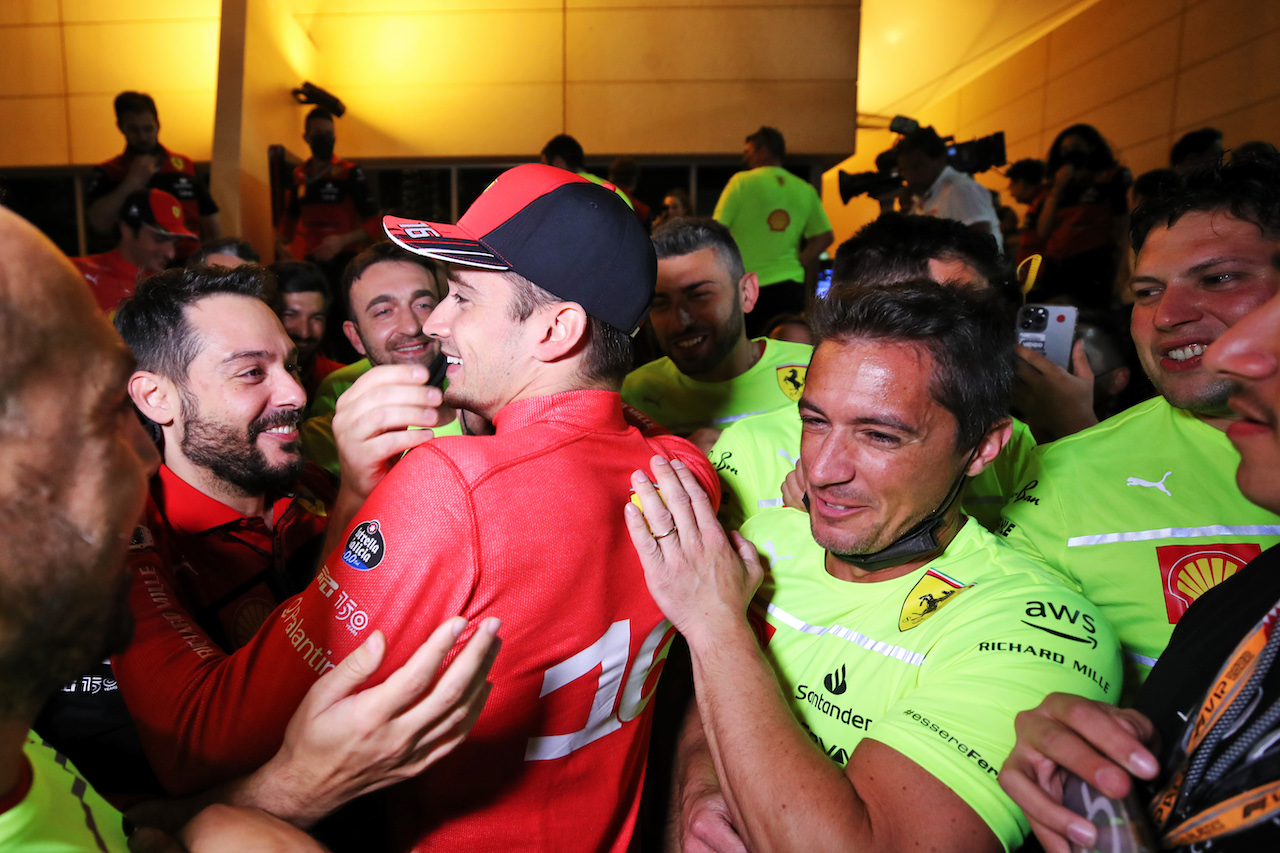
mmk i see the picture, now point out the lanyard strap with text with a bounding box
[1149,601,1280,846]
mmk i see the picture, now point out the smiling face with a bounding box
[424,269,535,420]
[1130,210,1280,422]
[345,260,442,368]
[173,294,306,496]
[280,290,327,363]
[651,247,752,379]
[799,338,969,579]
[1205,286,1280,512]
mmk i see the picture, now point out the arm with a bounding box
[128,618,500,834]
[321,363,447,561]
[198,213,221,241]
[624,457,1000,853]
[1013,341,1099,442]
[87,157,157,234]
[670,701,747,853]
[1036,166,1073,241]
[798,230,834,270]
[999,693,1158,853]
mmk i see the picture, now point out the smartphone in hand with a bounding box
[1017,304,1078,370]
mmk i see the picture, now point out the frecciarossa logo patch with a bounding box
[342,520,386,572]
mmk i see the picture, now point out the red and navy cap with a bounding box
[121,188,198,240]
[383,164,656,336]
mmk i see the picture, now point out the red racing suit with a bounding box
[114,390,718,852]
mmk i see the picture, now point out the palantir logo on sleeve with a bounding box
[342,520,386,572]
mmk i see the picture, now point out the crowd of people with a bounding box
[1,88,1279,853]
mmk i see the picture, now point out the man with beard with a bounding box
[0,206,502,849]
[621,217,812,447]
[271,260,346,401]
[302,243,461,476]
[997,151,1280,699]
[624,280,1118,853]
[36,264,335,798]
[85,91,220,246]
[275,108,377,281]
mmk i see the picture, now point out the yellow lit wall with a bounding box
[0,1,220,167]
[295,1,860,159]
[824,0,1280,245]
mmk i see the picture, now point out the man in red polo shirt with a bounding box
[71,188,197,314]
[86,91,220,246]
[275,109,377,278]
[36,263,333,798]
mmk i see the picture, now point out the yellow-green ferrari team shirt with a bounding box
[743,509,1121,852]
[710,404,1037,533]
[620,338,812,436]
[998,396,1280,697]
[0,734,129,852]
[713,167,832,286]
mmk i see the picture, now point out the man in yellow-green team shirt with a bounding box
[621,218,813,447]
[625,280,1119,853]
[711,213,1037,533]
[714,126,833,336]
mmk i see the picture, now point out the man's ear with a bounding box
[343,320,367,356]
[739,272,760,315]
[965,418,1013,477]
[129,371,178,428]
[534,303,589,362]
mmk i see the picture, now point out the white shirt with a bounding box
[911,165,1004,253]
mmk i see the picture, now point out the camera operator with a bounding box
[895,126,1003,252]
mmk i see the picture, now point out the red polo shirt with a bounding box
[70,249,141,314]
[147,462,334,650]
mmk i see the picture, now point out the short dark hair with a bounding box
[114,91,157,121]
[340,242,441,319]
[541,134,585,172]
[1170,128,1223,168]
[114,265,270,383]
[832,213,1004,291]
[896,127,947,160]
[746,127,786,161]
[1046,124,1117,174]
[1131,146,1280,252]
[305,107,334,131]
[1006,158,1045,185]
[504,272,633,385]
[189,237,260,266]
[809,280,1014,450]
[1131,168,1181,205]
[650,217,745,283]
[270,261,331,310]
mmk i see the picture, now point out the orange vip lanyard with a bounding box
[1149,601,1280,846]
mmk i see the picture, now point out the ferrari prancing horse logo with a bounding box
[776,365,807,401]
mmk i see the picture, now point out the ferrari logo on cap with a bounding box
[899,569,969,631]
[171,156,183,170]
[172,205,182,219]
[776,365,806,401]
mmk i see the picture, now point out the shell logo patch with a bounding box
[899,569,969,631]
[776,365,807,401]
[1158,543,1260,623]
[767,209,791,232]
